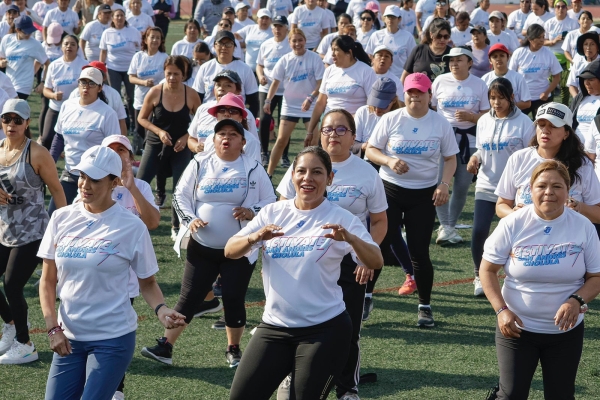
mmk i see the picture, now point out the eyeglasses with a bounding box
[361,17,372,21]
[1,115,24,125]
[78,79,99,88]
[436,34,451,40]
[216,107,242,115]
[321,125,353,136]
[435,2,447,6]
[215,41,234,48]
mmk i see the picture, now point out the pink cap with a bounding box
[46,22,63,45]
[365,1,379,12]
[208,93,248,118]
[404,73,431,93]
[101,135,132,152]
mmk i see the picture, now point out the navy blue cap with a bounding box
[7,5,19,13]
[223,6,235,13]
[367,77,397,109]
[214,118,245,137]
[272,15,288,26]
[15,15,37,35]
[214,30,236,46]
[97,4,112,12]
[213,69,241,84]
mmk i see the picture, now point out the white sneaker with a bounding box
[0,323,16,355]
[112,391,125,400]
[276,374,292,400]
[0,340,38,364]
[340,393,360,400]
[474,277,484,297]
[436,226,463,245]
[170,227,179,242]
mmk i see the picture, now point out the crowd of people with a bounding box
[0,0,599,399]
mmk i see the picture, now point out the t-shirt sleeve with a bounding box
[275,165,295,199]
[478,80,491,111]
[583,220,600,274]
[130,229,159,279]
[362,68,377,99]
[347,214,377,259]
[404,46,417,74]
[271,57,285,82]
[315,56,325,80]
[81,24,92,41]
[316,36,329,55]
[44,63,55,89]
[288,10,297,24]
[235,204,268,239]
[585,123,598,153]
[243,66,259,94]
[137,179,159,210]
[37,212,59,259]
[256,43,265,66]
[440,120,459,156]
[188,111,200,138]
[430,77,440,107]
[103,110,122,136]
[192,64,205,94]
[237,25,249,40]
[549,52,563,75]
[42,11,51,27]
[127,52,140,75]
[366,173,388,214]
[354,108,365,142]
[580,161,600,206]
[367,114,389,150]
[482,216,513,265]
[508,49,519,71]
[99,31,108,51]
[365,34,376,55]
[34,42,48,64]
[517,74,532,101]
[318,67,331,95]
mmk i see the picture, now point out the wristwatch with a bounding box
[569,294,589,313]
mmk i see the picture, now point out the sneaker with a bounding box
[193,298,223,318]
[340,393,360,400]
[435,226,463,245]
[417,306,435,327]
[0,323,16,355]
[474,277,485,297]
[281,155,291,168]
[212,316,226,330]
[261,152,270,168]
[0,340,38,364]
[398,274,417,296]
[485,384,500,400]
[112,391,125,400]
[154,193,166,207]
[213,277,222,298]
[170,227,179,242]
[226,345,242,368]
[141,337,173,365]
[277,374,292,400]
[362,297,373,321]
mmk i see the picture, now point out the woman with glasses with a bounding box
[507,0,531,44]
[170,19,204,58]
[422,1,455,34]
[521,0,553,36]
[137,56,200,241]
[205,19,245,60]
[402,19,452,83]
[358,10,376,47]
[189,42,212,85]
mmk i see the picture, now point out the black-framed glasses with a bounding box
[321,125,353,136]
[78,79,99,88]
[216,107,242,115]
[1,115,24,125]
[361,17,372,21]
[218,23,231,28]
[215,41,234,48]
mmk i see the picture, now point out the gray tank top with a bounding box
[0,139,49,247]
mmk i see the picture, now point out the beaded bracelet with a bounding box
[47,325,64,338]
[496,306,509,316]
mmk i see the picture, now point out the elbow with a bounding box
[147,218,160,231]
[518,101,531,110]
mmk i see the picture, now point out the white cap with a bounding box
[257,8,271,18]
[383,5,402,18]
[373,44,394,58]
[535,102,573,128]
[101,135,132,152]
[235,2,249,11]
[73,146,122,179]
[442,46,474,61]
[79,67,103,86]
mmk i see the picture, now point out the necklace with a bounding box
[3,137,26,165]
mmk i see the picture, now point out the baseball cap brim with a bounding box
[214,119,245,137]
[579,71,598,80]
[72,161,113,180]
[368,96,394,109]
[537,115,567,127]
[102,135,132,151]
[19,25,37,35]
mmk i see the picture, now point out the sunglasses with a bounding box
[436,34,451,40]
[361,17,373,21]
[320,125,353,136]
[436,2,447,6]
[1,115,24,125]
[216,107,242,115]
[78,79,99,88]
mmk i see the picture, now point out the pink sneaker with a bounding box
[398,275,417,296]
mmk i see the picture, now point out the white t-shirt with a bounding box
[487,30,520,53]
[316,31,337,56]
[375,70,404,98]
[188,100,258,141]
[544,16,579,53]
[236,199,377,327]
[80,20,111,61]
[236,24,274,70]
[495,146,600,205]
[319,61,377,114]
[451,27,471,47]
[43,7,80,35]
[288,5,330,49]
[272,50,325,118]
[575,95,600,142]
[43,42,64,64]
[357,28,375,48]
[365,29,416,77]
[562,26,600,57]
[266,0,294,17]
[509,46,563,98]
[32,1,58,42]
[522,11,554,32]
[0,70,16,99]
[277,154,388,227]
[481,69,532,104]
[127,50,169,110]
[124,0,154,18]
[470,8,489,29]
[415,0,436,28]
[368,108,459,189]
[323,7,337,31]
[450,0,476,14]
[236,18,256,29]
[171,38,205,58]
[192,58,259,102]
[69,85,127,121]
[507,9,531,40]
[584,122,600,179]
[55,98,122,172]
[0,35,48,95]
[474,110,535,197]
[256,38,291,95]
[99,26,142,72]
[37,202,159,341]
[354,105,381,149]
[567,9,583,21]
[127,13,155,34]
[44,56,89,112]
[483,206,600,334]
[431,72,490,147]
[0,21,9,40]
[400,8,417,34]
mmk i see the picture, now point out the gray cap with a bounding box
[214,30,237,46]
[367,77,397,109]
[1,99,30,120]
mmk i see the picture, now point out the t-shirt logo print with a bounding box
[543,226,552,235]
[297,220,306,228]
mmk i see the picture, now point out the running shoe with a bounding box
[277,374,292,400]
[193,298,223,318]
[154,193,166,207]
[226,346,242,368]
[112,391,125,400]
[398,274,417,296]
[435,226,463,245]
[485,384,500,400]
[0,323,16,355]
[281,155,291,168]
[141,337,173,365]
[474,277,485,297]
[170,227,179,242]
[340,393,360,400]
[0,340,38,364]
[261,152,270,168]
[362,297,373,321]
[213,277,223,298]
[212,316,226,330]
[417,306,435,327]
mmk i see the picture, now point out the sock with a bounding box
[227,344,240,352]
[365,293,373,299]
[418,304,431,310]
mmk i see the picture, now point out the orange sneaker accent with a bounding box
[398,275,417,296]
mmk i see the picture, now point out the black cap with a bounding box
[213,69,241,84]
[470,25,487,35]
[98,4,112,12]
[578,58,600,80]
[272,15,288,26]
[577,31,600,57]
[223,6,235,13]
[214,119,245,137]
[214,30,237,46]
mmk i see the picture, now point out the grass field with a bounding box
[2,20,600,400]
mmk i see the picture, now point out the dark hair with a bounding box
[164,55,187,76]
[331,35,371,66]
[141,27,166,53]
[218,18,232,29]
[337,13,352,25]
[61,34,79,48]
[470,28,490,45]
[110,9,128,28]
[488,77,515,111]
[579,10,593,21]
[322,109,356,134]
[178,55,193,81]
[532,0,548,11]
[360,9,376,22]
[521,24,545,47]
[184,18,201,33]
[423,19,452,45]
[98,87,109,104]
[399,0,414,6]
[501,11,508,21]
[292,146,332,197]
[108,174,119,181]
[455,11,470,23]
[194,41,210,55]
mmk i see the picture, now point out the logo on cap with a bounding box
[538,107,565,120]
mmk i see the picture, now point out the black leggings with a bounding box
[381,181,437,305]
[0,240,41,344]
[258,92,283,154]
[367,224,414,294]
[496,322,584,400]
[230,311,352,400]
[108,69,135,128]
[41,107,60,150]
[175,238,255,326]
[471,199,497,277]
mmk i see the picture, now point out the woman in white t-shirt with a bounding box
[570,59,600,143]
[235,8,274,72]
[422,0,455,34]
[567,31,600,97]
[32,0,57,42]
[141,119,275,369]
[126,0,154,34]
[366,72,459,327]
[451,12,472,47]
[289,0,330,49]
[99,8,141,131]
[40,145,185,400]
[521,0,553,35]
[399,0,417,35]
[42,0,80,40]
[79,4,112,62]
[170,19,204,58]
[481,160,600,400]
[226,145,382,399]
[358,9,376,47]
[263,28,324,178]
[466,78,535,297]
[431,47,490,245]
[416,0,436,36]
[562,11,598,63]
[496,102,600,226]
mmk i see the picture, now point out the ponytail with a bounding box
[331,35,371,66]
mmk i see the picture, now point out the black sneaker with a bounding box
[362,297,373,321]
[281,155,291,168]
[212,316,226,330]
[154,193,166,207]
[212,277,222,298]
[193,298,223,318]
[417,307,435,327]
[141,337,173,365]
[226,345,242,368]
[485,384,499,400]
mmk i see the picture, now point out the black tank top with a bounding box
[147,84,191,146]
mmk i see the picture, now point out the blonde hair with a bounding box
[529,160,571,190]
[288,28,306,41]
